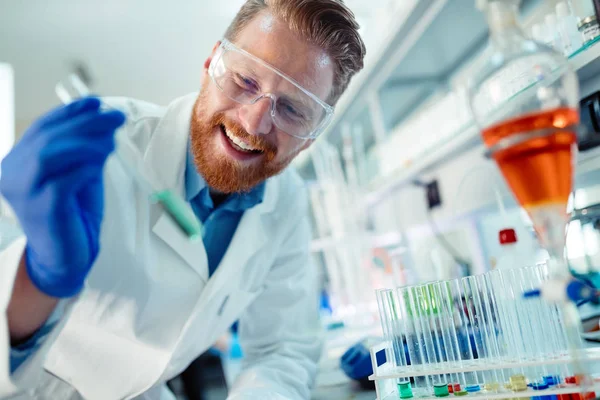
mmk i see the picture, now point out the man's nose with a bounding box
[238,97,274,136]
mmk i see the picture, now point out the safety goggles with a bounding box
[208,39,334,140]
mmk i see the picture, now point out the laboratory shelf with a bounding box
[364,40,600,208]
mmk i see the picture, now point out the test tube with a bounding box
[465,275,504,391]
[510,268,548,384]
[427,281,458,386]
[477,273,508,386]
[54,75,202,241]
[447,278,482,387]
[433,281,464,386]
[390,289,410,371]
[487,269,528,384]
[376,289,398,369]
[522,266,566,381]
[399,286,431,397]
[531,264,572,380]
[506,267,547,383]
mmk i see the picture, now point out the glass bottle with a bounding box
[468,0,580,279]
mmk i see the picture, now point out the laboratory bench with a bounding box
[311,323,382,400]
[312,360,375,400]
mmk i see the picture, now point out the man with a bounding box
[0,0,365,399]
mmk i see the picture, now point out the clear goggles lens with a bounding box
[209,41,333,139]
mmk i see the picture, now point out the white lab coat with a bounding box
[0,93,323,400]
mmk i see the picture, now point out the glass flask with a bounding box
[468,0,580,278]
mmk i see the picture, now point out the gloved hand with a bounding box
[0,97,126,298]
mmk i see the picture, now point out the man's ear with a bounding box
[203,41,222,74]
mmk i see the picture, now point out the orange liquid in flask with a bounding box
[481,107,579,210]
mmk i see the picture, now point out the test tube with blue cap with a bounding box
[530,265,572,381]
[509,267,548,384]
[55,74,202,241]
[414,284,448,388]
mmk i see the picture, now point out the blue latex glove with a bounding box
[0,97,126,298]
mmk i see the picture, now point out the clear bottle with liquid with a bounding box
[468,0,580,274]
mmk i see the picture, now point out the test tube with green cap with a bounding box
[55,75,202,241]
[427,282,455,385]
[410,284,444,395]
[398,380,414,399]
[390,289,410,369]
[434,382,450,397]
[378,289,407,369]
[399,286,430,397]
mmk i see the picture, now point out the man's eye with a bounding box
[236,74,258,92]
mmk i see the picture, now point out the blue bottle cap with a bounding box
[466,384,481,392]
[543,375,560,386]
[532,382,549,391]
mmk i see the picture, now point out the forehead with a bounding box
[232,11,334,103]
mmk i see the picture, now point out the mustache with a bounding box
[212,114,277,156]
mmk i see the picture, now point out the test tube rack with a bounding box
[372,264,600,400]
[368,342,600,399]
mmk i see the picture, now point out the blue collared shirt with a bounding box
[184,144,265,276]
[10,142,265,373]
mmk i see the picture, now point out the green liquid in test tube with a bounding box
[55,74,202,241]
[411,285,440,394]
[425,282,455,386]
[400,286,430,397]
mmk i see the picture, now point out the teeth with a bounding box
[224,127,259,152]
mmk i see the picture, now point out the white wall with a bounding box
[0,63,15,164]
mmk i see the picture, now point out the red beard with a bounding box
[190,95,293,194]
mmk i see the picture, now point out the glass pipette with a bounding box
[55,75,202,241]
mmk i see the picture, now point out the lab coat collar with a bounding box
[146,93,277,284]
